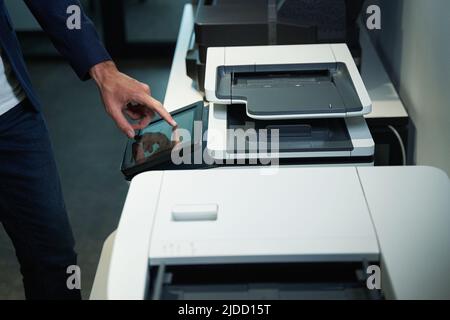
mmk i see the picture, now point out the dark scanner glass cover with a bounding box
[216,63,364,117]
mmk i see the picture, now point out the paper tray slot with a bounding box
[147,262,383,300]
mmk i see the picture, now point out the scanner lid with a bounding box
[204,44,372,120]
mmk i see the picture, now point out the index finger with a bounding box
[139,95,177,127]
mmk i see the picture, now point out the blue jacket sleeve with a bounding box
[24,0,111,80]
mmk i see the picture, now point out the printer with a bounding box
[97,5,449,300]
[103,166,450,300]
[109,168,380,300]
[118,0,374,178]
[187,0,365,92]
[120,42,375,179]
[93,3,450,301]
[203,43,374,164]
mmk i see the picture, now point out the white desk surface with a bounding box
[359,28,408,119]
[163,5,203,112]
[163,4,408,120]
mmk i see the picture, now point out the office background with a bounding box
[0,0,449,299]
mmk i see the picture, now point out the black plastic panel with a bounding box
[226,106,353,153]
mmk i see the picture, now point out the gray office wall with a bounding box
[373,0,450,175]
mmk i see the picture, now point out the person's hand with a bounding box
[90,61,177,138]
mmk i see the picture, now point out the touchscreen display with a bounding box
[125,107,196,168]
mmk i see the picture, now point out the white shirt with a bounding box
[0,48,25,116]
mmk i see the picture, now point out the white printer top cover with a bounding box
[147,168,379,265]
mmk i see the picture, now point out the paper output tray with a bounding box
[226,106,353,153]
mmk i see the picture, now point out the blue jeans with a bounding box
[0,99,81,300]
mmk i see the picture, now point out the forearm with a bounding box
[24,0,111,80]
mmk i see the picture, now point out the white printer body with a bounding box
[202,44,375,164]
[105,167,450,300]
